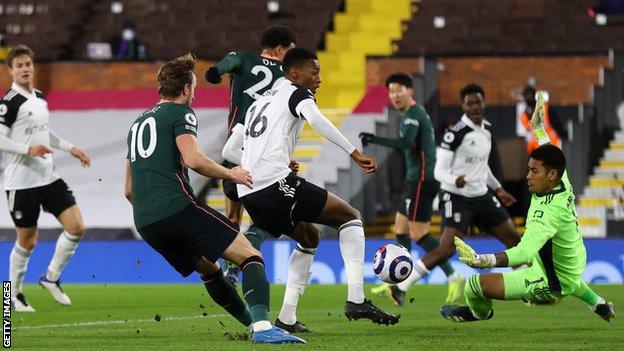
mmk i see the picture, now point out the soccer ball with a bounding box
[373,244,413,284]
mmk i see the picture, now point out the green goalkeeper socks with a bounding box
[572,281,600,307]
[464,274,493,320]
[417,233,456,277]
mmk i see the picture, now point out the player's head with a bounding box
[527,144,566,194]
[283,48,320,93]
[260,25,297,61]
[385,73,415,111]
[6,45,35,87]
[460,83,485,124]
[157,53,197,106]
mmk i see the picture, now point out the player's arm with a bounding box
[359,120,418,150]
[205,52,243,84]
[455,206,557,268]
[531,91,551,146]
[434,128,467,187]
[221,123,245,165]
[299,102,375,173]
[48,130,91,167]
[176,134,252,188]
[124,159,132,203]
[487,166,516,206]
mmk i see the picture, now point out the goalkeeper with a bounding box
[441,91,615,322]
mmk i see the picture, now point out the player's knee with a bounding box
[300,233,319,249]
[67,222,85,237]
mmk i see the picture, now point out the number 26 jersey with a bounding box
[237,80,316,198]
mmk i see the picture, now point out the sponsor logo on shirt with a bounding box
[464,155,488,164]
[25,123,48,135]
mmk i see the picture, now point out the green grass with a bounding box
[9,284,623,350]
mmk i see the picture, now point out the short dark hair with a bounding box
[530,144,566,180]
[385,73,413,89]
[6,45,34,67]
[460,83,485,101]
[157,53,196,99]
[523,85,536,97]
[260,25,297,49]
[282,48,317,74]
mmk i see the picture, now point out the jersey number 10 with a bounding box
[129,117,157,162]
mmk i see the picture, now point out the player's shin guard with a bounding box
[339,220,365,303]
[464,274,493,320]
[417,234,455,277]
[278,244,316,325]
[396,234,411,252]
[397,258,429,292]
[241,255,271,328]
[46,231,81,282]
[202,268,252,327]
[245,225,267,250]
[9,242,32,296]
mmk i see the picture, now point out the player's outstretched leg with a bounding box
[572,281,616,322]
[224,233,306,344]
[196,258,251,327]
[441,274,494,322]
[316,192,400,325]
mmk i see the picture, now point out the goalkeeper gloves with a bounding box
[454,237,497,268]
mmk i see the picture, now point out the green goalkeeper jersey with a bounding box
[370,104,436,181]
[215,51,284,132]
[505,171,586,295]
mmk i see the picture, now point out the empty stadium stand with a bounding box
[397,0,624,56]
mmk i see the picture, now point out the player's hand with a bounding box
[455,175,466,188]
[230,166,253,189]
[495,188,516,207]
[530,90,545,130]
[350,150,376,174]
[70,147,91,168]
[359,132,375,147]
[454,237,496,268]
[28,144,52,158]
[289,160,300,173]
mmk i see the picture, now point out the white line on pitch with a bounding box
[14,313,230,331]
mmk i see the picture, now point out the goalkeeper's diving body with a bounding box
[441,91,615,323]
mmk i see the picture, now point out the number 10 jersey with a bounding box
[237,80,316,198]
[126,102,198,229]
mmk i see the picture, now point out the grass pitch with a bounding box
[9,284,623,350]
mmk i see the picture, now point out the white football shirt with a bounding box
[0,83,59,190]
[237,79,315,197]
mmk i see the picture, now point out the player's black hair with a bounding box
[530,144,566,180]
[385,73,413,89]
[460,83,485,101]
[282,48,317,74]
[260,25,297,49]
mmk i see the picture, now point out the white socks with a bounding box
[278,245,316,325]
[397,258,429,292]
[46,231,81,282]
[339,219,365,304]
[252,320,272,332]
[9,242,32,296]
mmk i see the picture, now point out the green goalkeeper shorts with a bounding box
[503,263,563,303]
